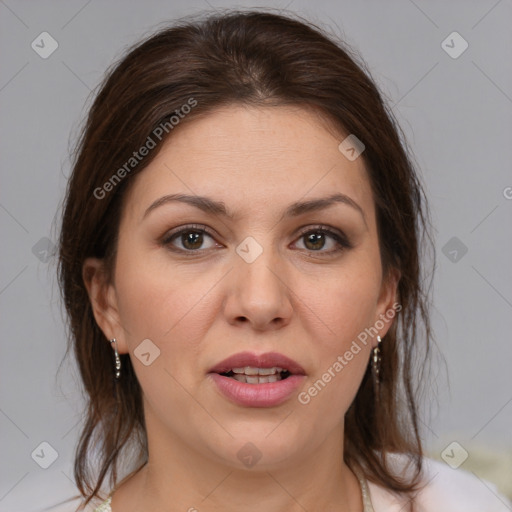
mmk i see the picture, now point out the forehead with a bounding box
[122,105,375,223]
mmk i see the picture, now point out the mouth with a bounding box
[208,351,306,379]
[219,367,292,384]
[207,351,306,407]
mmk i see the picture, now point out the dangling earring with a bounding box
[371,335,382,397]
[110,338,121,379]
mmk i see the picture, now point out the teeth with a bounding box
[232,366,284,376]
[232,374,282,384]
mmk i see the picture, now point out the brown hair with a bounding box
[57,9,435,509]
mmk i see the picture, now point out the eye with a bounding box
[161,224,352,256]
[293,225,352,255]
[161,224,218,253]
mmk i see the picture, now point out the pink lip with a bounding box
[208,373,306,407]
[207,351,306,408]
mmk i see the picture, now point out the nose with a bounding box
[223,242,293,331]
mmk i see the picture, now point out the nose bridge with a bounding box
[236,233,282,294]
[228,233,292,327]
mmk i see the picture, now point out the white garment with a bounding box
[367,456,511,512]
[42,456,511,512]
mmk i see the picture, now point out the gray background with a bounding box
[1,0,511,510]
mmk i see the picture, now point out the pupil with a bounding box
[305,232,324,250]
[183,232,202,250]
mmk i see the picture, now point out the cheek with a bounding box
[313,260,382,349]
[296,258,381,414]
[115,238,196,331]
[113,242,224,377]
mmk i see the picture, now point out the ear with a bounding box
[82,257,128,353]
[374,266,401,346]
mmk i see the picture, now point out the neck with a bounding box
[111,409,364,512]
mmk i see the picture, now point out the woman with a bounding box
[55,9,510,512]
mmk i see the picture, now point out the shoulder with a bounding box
[367,454,512,512]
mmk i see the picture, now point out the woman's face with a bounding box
[86,104,398,470]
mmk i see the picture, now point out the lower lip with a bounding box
[208,373,306,408]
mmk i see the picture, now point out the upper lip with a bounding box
[209,351,306,375]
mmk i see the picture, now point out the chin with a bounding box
[205,428,308,471]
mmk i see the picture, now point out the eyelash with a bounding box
[160,223,352,257]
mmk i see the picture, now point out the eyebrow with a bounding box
[142,192,367,225]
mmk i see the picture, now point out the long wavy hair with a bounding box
[57,9,436,510]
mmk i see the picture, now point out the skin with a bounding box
[83,104,399,512]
